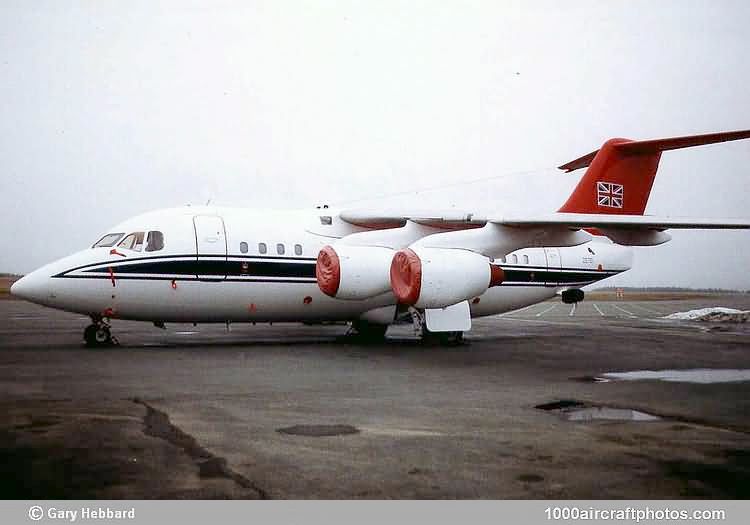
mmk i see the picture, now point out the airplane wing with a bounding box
[340,209,750,231]
[338,209,749,249]
[491,213,750,230]
[338,130,750,233]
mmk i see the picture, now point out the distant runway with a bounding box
[1,294,749,498]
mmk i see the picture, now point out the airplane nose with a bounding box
[10,271,50,304]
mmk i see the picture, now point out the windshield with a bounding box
[117,232,145,251]
[92,233,124,248]
[94,230,165,251]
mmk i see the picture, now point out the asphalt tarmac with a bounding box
[1,294,749,499]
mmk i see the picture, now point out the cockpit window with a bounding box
[92,233,124,248]
[117,232,145,252]
[145,231,165,252]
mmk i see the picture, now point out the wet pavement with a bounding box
[1,293,750,498]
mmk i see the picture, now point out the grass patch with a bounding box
[0,277,19,298]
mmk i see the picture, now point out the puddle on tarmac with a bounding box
[536,400,584,411]
[277,424,360,437]
[571,376,612,383]
[603,369,750,384]
[536,400,661,422]
[565,407,660,422]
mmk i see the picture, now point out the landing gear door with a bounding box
[193,215,227,280]
[425,301,472,332]
[544,248,561,286]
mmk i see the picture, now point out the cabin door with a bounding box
[543,247,561,286]
[193,215,227,280]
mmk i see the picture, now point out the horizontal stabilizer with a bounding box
[559,129,750,172]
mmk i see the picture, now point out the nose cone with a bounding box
[10,271,50,304]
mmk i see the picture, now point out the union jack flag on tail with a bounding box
[596,182,623,208]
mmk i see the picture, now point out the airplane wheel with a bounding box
[422,329,464,346]
[444,331,464,346]
[84,324,98,346]
[84,324,112,347]
[351,321,388,342]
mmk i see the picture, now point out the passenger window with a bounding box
[523,255,529,264]
[145,231,164,252]
[277,243,285,255]
[240,241,248,254]
[118,232,145,252]
[258,243,267,254]
[511,254,518,264]
[92,233,124,248]
[294,244,302,256]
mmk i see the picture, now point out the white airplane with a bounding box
[11,130,750,346]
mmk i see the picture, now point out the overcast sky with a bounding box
[2,0,749,288]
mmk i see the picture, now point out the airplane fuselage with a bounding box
[12,206,632,325]
[14,128,750,345]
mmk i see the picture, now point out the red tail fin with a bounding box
[558,130,750,215]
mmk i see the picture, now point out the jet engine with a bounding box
[390,247,504,309]
[316,245,394,300]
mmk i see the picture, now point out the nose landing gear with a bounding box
[83,317,118,347]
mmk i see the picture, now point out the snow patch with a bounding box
[663,307,750,322]
[604,369,750,384]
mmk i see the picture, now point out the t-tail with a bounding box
[557,130,750,215]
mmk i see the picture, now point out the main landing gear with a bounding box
[410,309,465,346]
[421,328,464,346]
[83,316,118,347]
[349,320,389,342]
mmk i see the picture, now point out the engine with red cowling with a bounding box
[389,247,504,309]
[316,244,395,300]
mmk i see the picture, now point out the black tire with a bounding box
[445,331,465,346]
[351,321,388,342]
[422,329,464,346]
[84,324,112,347]
[84,324,99,347]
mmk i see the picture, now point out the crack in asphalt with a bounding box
[131,397,269,499]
